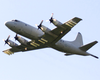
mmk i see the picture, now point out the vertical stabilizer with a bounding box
[71,32,83,47]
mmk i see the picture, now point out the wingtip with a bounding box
[73,17,82,23]
[75,17,82,20]
[95,41,98,43]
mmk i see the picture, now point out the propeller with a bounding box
[3,35,10,45]
[14,34,18,41]
[48,13,54,23]
[36,20,43,30]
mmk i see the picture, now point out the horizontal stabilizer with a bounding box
[79,41,98,51]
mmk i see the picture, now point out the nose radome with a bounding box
[5,21,7,26]
[5,21,9,26]
[5,21,13,27]
[4,21,15,31]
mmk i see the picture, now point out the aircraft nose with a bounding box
[5,21,10,26]
[5,21,14,28]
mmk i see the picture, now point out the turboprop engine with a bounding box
[36,20,51,33]
[14,34,28,45]
[36,20,57,37]
[49,13,63,27]
[4,35,18,47]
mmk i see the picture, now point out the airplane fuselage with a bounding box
[5,20,44,39]
[5,20,90,56]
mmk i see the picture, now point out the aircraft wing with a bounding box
[3,31,57,55]
[3,46,47,55]
[3,39,48,55]
[50,17,82,44]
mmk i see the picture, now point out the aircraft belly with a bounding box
[31,28,44,38]
[51,40,69,53]
[52,40,90,56]
[15,28,34,39]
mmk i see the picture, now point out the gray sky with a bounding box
[0,0,100,80]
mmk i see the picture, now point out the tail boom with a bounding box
[90,54,99,59]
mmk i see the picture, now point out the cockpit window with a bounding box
[12,19,20,22]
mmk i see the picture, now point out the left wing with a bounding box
[50,17,82,44]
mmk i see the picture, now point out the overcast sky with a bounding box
[0,0,100,80]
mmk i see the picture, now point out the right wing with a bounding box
[3,36,50,55]
[3,41,48,55]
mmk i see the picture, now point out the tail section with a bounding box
[69,32,98,59]
[71,32,83,47]
[79,41,98,59]
[79,41,98,51]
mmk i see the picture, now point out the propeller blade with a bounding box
[4,35,10,45]
[49,13,54,23]
[3,39,6,46]
[37,20,43,30]
[51,13,54,18]
[14,34,18,41]
[7,35,10,40]
[35,24,38,27]
[3,39,5,42]
[46,20,49,22]
[40,20,43,24]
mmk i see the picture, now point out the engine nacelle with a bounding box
[7,40,18,47]
[52,19,63,27]
[41,25,51,32]
[17,36,28,45]
[40,25,57,37]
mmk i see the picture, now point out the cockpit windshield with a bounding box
[12,19,20,22]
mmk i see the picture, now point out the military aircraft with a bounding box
[3,13,98,59]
